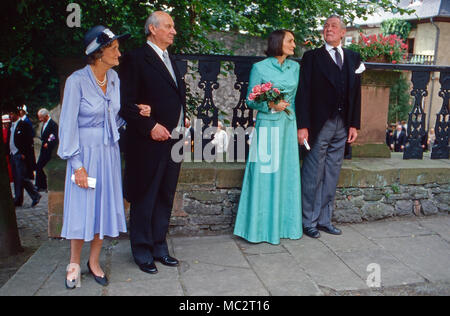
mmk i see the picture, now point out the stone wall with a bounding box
[333,184,450,223]
[167,157,450,236]
[47,153,450,238]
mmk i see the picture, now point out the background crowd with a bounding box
[1,104,59,208]
[385,120,435,153]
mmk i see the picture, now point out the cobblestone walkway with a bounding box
[13,184,48,237]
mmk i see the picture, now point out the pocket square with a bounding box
[355,63,366,74]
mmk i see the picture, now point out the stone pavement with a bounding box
[0,186,48,288]
[13,185,48,237]
[1,215,450,296]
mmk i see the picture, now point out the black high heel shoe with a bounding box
[87,261,108,286]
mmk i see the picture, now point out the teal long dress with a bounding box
[233,57,302,244]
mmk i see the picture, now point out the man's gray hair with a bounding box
[38,108,49,116]
[144,12,161,36]
[326,14,346,29]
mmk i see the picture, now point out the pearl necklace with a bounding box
[95,73,107,87]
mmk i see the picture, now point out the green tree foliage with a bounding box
[0,0,413,115]
[389,73,412,123]
[381,18,412,40]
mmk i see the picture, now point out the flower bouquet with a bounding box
[248,82,290,114]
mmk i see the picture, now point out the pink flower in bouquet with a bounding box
[247,82,291,115]
[252,85,262,94]
[261,82,273,92]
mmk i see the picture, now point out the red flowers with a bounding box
[348,33,408,64]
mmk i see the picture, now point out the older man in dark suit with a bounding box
[296,15,362,238]
[7,108,41,207]
[119,11,186,274]
[391,123,406,152]
[35,108,58,192]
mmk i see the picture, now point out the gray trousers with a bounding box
[301,116,347,228]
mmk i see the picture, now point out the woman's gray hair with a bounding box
[144,12,161,36]
[325,14,347,29]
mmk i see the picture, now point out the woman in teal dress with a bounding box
[233,29,302,244]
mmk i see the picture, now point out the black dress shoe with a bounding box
[303,227,321,238]
[31,194,42,207]
[317,225,342,235]
[155,255,179,267]
[138,262,158,274]
[87,261,108,286]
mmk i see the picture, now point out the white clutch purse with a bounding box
[71,174,96,189]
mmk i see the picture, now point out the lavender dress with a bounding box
[57,65,127,241]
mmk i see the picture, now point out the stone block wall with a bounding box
[47,158,450,238]
[333,184,450,223]
[168,160,450,236]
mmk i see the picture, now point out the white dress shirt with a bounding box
[9,120,19,155]
[147,40,165,63]
[325,43,344,66]
[147,40,184,132]
[211,129,229,154]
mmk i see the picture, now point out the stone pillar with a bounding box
[352,69,400,158]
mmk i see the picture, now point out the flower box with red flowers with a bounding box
[347,33,408,64]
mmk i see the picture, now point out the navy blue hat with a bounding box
[84,25,130,55]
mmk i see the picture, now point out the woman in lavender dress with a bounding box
[58,26,150,289]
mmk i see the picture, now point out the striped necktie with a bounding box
[333,47,343,70]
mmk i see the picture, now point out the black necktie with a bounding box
[333,47,343,70]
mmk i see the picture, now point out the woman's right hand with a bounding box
[74,167,89,189]
[269,100,290,112]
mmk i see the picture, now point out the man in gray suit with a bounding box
[296,15,362,238]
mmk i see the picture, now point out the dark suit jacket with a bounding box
[393,130,406,152]
[7,120,36,179]
[40,118,59,154]
[296,46,362,145]
[119,44,186,202]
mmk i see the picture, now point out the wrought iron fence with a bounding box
[173,54,450,160]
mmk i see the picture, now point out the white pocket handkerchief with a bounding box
[355,62,366,74]
[71,174,96,189]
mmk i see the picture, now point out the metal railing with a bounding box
[173,54,450,160]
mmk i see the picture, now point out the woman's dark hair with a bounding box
[86,41,114,65]
[265,29,295,57]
